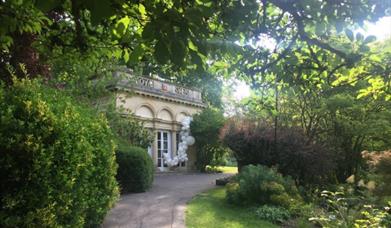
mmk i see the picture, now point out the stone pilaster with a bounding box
[152,130,158,167]
[171,131,177,156]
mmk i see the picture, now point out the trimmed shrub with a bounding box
[0,79,119,227]
[254,205,291,224]
[116,145,154,193]
[221,118,334,185]
[226,165,301,208]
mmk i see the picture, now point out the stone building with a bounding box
[111,70,206,171]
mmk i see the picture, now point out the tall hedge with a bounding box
[116,144,154,193]
[0,79,119,227]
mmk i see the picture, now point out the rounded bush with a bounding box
[226,165,301,208]
[116,145,154,193]
[0,79,119,227]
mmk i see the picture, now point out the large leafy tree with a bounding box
[191,107,226,172]
[236,39,391,182]
[1,0,389,82]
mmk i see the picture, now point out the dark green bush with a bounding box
[0,79,119,227]
[116,144,154,193]
[254,205,291,224]
[226,165,302,208]
[221,118,334,185]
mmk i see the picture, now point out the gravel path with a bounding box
[102,173,230,228]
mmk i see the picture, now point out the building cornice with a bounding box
[109,77,207,108]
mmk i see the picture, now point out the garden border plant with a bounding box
[115,142,154,193]
[0,78,119,227]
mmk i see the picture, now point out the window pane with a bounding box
[176,133,179,150]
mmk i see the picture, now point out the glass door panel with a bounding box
[157,131,171,170]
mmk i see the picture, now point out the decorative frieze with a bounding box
[115,72,205,106]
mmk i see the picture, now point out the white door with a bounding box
[157,131,171,171]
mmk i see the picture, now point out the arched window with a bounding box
[157,109,173,121]
[135,105,154,119]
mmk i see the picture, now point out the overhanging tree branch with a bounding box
[269,0,348,59]
[257,33,298,74]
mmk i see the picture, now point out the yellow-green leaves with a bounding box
[114,16,131,38]
[357,77,388,100]
[332,66,366,86]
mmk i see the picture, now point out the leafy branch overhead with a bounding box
[0,0,389,81]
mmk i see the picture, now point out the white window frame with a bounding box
[157,130,171,171]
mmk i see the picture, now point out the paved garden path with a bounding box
[102,172,230,228]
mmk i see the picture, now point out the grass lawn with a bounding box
[216,166,238,173]
[206,165,238,174]
[186,187,277,228]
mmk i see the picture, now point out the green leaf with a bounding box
[35,0,61,12]
[129,45,144,64]
[188,40,198,52]
[123,49,129,63]
[315,23,326,36]
[85,0,115,25]
[359,45,370,52]
[335,22,343,33]
[154,39,169,64]
[190,50,203,67]
[363,35,376,44]
[138,4,146,17]
[115,22,126,38]
[170,40,186,66]
[142,22,156,41]
[356,32,364,42]
[345,29,354,41]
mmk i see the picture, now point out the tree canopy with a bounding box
[1,0,389,82]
